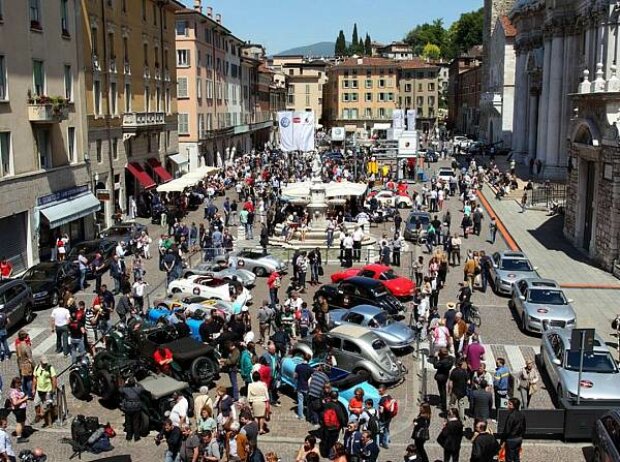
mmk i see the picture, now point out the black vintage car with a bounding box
[22,261,81,307]
[67,238,117,278]
[314,277,404,317]
[106,324,220,388]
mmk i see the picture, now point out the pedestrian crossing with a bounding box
[7,326,68,359]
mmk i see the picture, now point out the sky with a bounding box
[180,0,482,55]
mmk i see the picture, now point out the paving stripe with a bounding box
[32,333,59,356]
[482,342,496,373]
[8,327,45,352]
[505,344,526,372]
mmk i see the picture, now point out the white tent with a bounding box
[281,180,368,203]
[156,167,220,192]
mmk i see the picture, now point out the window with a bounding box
[122,0,126,12]
[0,56,6,101]
[198,114,205,138]
[64,65,72,101]
[428,82,435,91]
[112,137,118,160]
[110,82,117,115]
[379,108,386,118]
[67,127,76,163]
[365,108,372,118]
[342,80,350,89]
[350,108,359,119]
[36,129,50,168]
[418,83,423,92]
[365,79,372,89]
[0,0,3,21]
[305,95,310,106]
[405,96,412,106]
[378,92,385,102]
[428,96,435,106]
[143,43,148,66]
[178,113,189,134]
[387,93,394,102]
[342,340,361,354]
[29,0,41,28]
[123,37,129,65]
[152,3,157,25]
[416,96,424,106]
[165,88,170,113]
[0,132,11,176]
[206,79,213,99]
[195,78,202,100]
[365,93,372,102]
[93,80,101,114]
[177,77,188,98]
[145,86,150,111]
[124,83,131,112]
[378,79,385,88]
[342,109,349,120]
[141,0,146,20]
[351,80,358,89]
[96,139,102,163]
[61,0,69,35]
[32,60,44,96]
[155,86,161,111]
[177,50,190,67]
[404,83,412,93]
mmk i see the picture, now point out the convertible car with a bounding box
[167,275,252,303]
[330,264,415,299]
[146,303,230,341]
[181,263,256,288]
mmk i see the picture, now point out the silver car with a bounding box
[293,325,406,384]
[223,250,287,277]
[511,278,576,333]
[490,251,539,294]
[181,263,256,287]
[329,305,416,350]
[540,328,620,402]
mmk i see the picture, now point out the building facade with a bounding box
[83,0,182,229]
[0,0,94,270]
[378,42,415,60]
[398,60,440,133]
[479,16,516,147]
[323,57,400,135]
[447,56,482,135]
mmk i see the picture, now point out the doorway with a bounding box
[582,161,596,251]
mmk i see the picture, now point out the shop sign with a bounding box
[97,189,111,201]
[37,185,89,207]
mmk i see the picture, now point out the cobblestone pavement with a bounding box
[0,157,591,461]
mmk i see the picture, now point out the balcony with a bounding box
[28,96,69,124]
[122,112,166,131]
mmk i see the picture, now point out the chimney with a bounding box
[206,6,213,17]
[193,0,202,13]
[215,13,221,24]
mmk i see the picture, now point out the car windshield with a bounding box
[409,215,430,225]
[371,312,391,327]
[565,351,618,373]
[379,270,398,281]
[23,266,56,280]
[439,169,454,176]
[528,289,566,305]
[500,259,532,271]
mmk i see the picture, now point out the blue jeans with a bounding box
[379,420,391,447]
[311,263,320,282]
[506,437,523,462]
[0,330,10,360]
[79,268,87,290]
[245,223,254,240]
[269,288,279,306]
[21,376,33,399]
[229,370,239,401]
[296,390,307,419]
[55,325,69,355]
[164,450,180,462]
[70,338,85,364]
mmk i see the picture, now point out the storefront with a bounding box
[0,212,29,273]
[35,186,99,261]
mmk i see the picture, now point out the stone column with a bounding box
[512,51,527,155]
[528,91,539,158]
[545,34,565,168]
[559,33,576,167]
[536,37,552,162]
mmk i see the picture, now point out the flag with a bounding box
[392,109,405,129]
[278,111,295,152]
[294,111,315,152]
[406,109,417,131]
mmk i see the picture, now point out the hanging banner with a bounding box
[406,109,417,131]
[278,111,296,152]
[392,109,405,129]
[294,111,316,152]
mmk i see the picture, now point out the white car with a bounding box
[453,136,472,149]
[366,190,412,209]
[436,167,455,183]
[167,275,252,303]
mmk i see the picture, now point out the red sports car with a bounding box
[330,264,415,298]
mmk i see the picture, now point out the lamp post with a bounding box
[186,147,190,174]
[84,152,93,190]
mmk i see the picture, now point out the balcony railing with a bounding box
[28,102,69,123]
[122,112,166,130]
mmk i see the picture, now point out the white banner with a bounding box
[278,111,295,152]
[293,111,315,152]
[392,109,405,129]
[331,127,345,142]
[406,109,417,131]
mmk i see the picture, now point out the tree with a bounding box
[364,33,372,56]
[403,19,446,56]
[447,8,484,58]
[352,23,359,51]
[335,30,347,56]
[422,43,441,60]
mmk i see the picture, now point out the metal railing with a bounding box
[55,384,70,427]
[528,182,567,210]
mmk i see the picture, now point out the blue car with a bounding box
[146,303,229,342]
[280,356,381,415]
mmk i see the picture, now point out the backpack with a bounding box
[71,415,91,446]
[0,312,7,330]
[380,396,399,419]
[366,413,380,438]
[322,407,340,429]
[299,309,311,328]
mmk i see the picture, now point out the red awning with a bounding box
[148,158,173,183]
[126,162,156,189]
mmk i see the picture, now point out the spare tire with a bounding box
[191,357,219,384]
[69,370,90,400]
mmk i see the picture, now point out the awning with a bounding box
[168,153,189,166]
[126,162,156,189]
[148,158,173,183]
[40,192,100,229]
[372,123,391,130]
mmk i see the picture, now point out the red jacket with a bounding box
[267,272,280,290]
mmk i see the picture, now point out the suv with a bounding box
[0,279,34,328]
[293,325,406,384]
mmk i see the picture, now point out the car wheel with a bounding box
[50,290,59,307]
[353,368,371,380]
[253,267,267,277]
[98,370,117,401]
[23,304,34,324]
[69,370,90,400]
[191,357,218,384]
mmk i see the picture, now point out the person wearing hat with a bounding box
[15,330,34,399]
[33,356,57,426]
[444,302,457,334]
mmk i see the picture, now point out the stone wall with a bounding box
[593,146,620,271]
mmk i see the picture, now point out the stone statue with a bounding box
[311,153,322,179]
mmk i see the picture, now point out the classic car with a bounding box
[181,262,256,287]
[329,305,416,350]
[280,357,381,414]
[314,277,404,316]
[510,278,576,333]
[539,328,620,402]
[146,302,230,341]
[152,295,234,318]
[67,238,117,278]
[107,324,220,388]
[364,190,412,209]
[330,264,415,299]
[436,167,455,183]
[0,279,34,328]
[292,325,406,384]
[22,261,81,307]
[592,409,620,462]
[403,211,431,243]
[221,250,288,276]
[167,275,252,303]
[490,251,539,295]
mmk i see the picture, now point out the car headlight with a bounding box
[34,291,48,298]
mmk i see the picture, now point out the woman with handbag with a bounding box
[412,402,431,462]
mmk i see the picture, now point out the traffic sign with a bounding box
[570,328,595,353]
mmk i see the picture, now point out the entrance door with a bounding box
[583,161,596,251]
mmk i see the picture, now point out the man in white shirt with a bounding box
[343,233,354,268]
[77,251,88,290]
[50,305,71,356]
[131,278,148,313]
[169,392,188,427]
[0,417,15,461]
[352,226,364,262]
